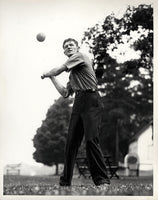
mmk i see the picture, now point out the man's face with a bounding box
[63,40,79,57]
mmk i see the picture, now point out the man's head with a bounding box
[63,38,79,57]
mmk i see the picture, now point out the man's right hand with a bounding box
[41,75,45,79]
[41,73,51,79]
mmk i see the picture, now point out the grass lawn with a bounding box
[3,175,153,196]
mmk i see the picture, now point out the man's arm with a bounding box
[49,76,70,98]
[42,64,67,78]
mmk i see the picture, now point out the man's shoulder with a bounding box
[67,52,92,67]
[78,51,88,58]
[76,52,91,63]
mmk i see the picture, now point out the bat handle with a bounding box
[41,75,45,79]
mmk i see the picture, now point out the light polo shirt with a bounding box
[64,52,97,92]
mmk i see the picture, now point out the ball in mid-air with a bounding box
[36,33,46,42]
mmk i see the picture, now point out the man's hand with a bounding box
[41,73,51,79]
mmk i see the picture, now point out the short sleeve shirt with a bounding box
[64,52,97,92]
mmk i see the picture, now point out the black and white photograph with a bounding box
[0,0,157,199]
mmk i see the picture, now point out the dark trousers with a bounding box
[60,91,110,186]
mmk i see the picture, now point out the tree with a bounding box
[33,97,73,175]
[82,4,153,161]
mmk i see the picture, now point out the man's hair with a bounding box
[62,38,79,48]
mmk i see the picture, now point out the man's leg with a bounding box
[82,93,110,186]
[86,137,110,185]
[60,114,84,186]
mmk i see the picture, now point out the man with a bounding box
[41,38,110,189]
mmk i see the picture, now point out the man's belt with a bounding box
[75,89,96,95]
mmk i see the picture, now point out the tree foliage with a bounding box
[82,4,153,160]
[33,97,73,172]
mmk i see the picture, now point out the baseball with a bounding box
[36,33,46,42]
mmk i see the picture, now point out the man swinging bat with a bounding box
[41,38,110,189]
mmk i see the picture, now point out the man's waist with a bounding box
[75,89,96,95]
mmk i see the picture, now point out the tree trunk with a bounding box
[115,119,119,165]
[55,163,59,175]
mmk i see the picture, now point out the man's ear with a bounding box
[77,46,80,51]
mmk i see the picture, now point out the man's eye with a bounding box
[64,43,74,49]
[69,44,74,47]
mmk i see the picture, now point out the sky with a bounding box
[0,0,154,167]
